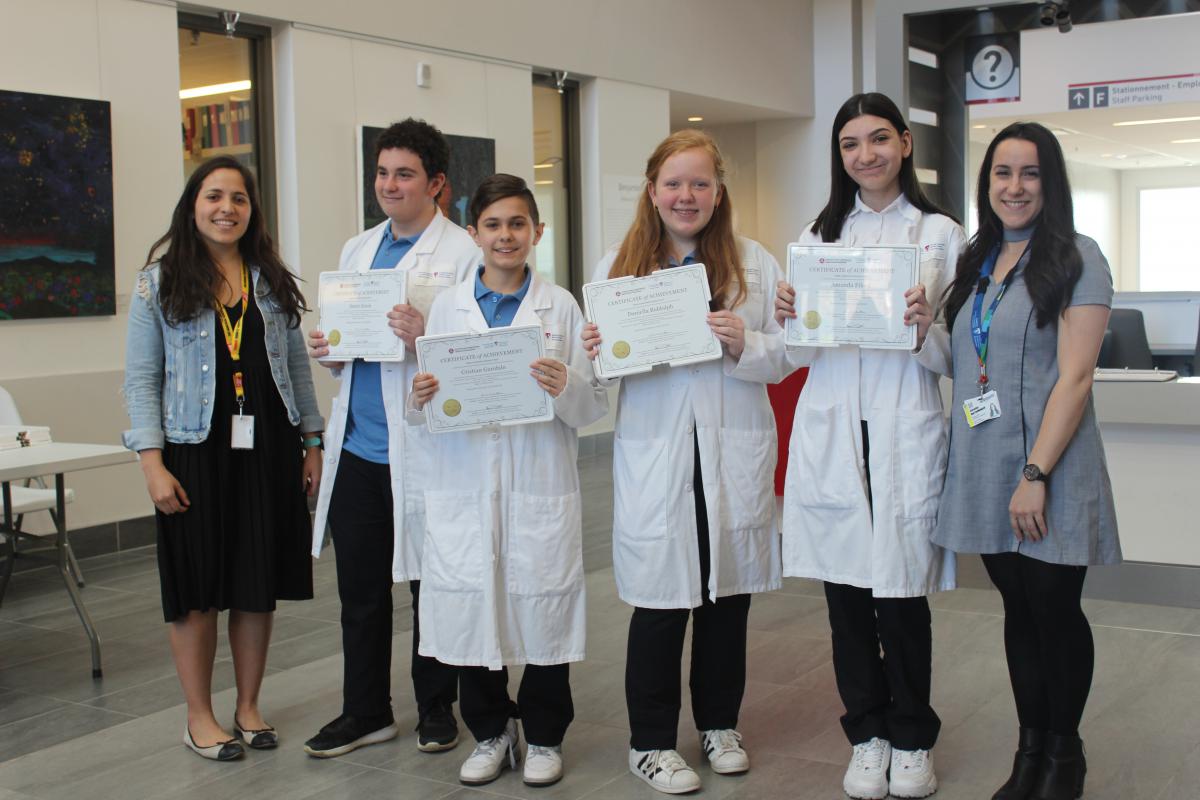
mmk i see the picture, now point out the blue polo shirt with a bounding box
[474,266,531,328]
[667,252,697,268]
[343,224,422,464]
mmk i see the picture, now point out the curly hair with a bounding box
[374,118,449,179]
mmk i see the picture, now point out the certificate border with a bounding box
[582,263,722,379]
[783,244,919,351]
[415,324,554,434]
[317,269,408,362]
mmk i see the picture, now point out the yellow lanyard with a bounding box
[214,264,250,411]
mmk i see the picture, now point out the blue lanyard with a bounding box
[969,248,1017,389]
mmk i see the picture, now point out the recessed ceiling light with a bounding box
[1170,138,1200,144]
[179,80,252,100]
[1113,116,1200,127]
[972,124,986,129]
[534,180,553,186]
[533,163,554,169]
[687,116,704,122]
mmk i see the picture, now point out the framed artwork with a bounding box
[358,125,496,232]
[0,89,115,320]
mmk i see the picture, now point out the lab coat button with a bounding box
[201,364,209,373]
[685,483,693,493]
[686,425,694,435]
[491,433,500,441]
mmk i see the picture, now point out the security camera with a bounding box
[1039,1,1072,33]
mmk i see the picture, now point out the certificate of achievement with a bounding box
[784,244,919,350]
[582,263,722,379]
[415,325,554,433]
[318,270,406,362]
[405,265,459,322]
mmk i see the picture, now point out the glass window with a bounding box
[178,28,257,181]
[1139,186,1200,291]
[531,78,579,292]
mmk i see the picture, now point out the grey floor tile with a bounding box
[0,701,136,764]
[0,689,72,729]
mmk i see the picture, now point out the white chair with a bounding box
[0,385,82,606]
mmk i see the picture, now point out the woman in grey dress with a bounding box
[926,122,1120,800]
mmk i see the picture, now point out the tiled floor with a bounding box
[2,453,1199,799]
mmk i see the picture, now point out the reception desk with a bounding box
[1092,378,1200,567]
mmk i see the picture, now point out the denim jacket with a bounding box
[122,263,323,451]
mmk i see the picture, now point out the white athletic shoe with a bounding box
[459,718,520,786]
[699,729,749,774]
[524,744,564,786]
[629,747,702,794]
[889,747,938,798]
[843,737,891,800]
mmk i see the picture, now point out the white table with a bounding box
[0,443,137,677]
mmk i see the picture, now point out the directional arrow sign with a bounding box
[1068,88,1091,109]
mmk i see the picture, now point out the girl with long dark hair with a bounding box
[925,122,1119,800]
[123,156,323,761]
[774,92,963,800]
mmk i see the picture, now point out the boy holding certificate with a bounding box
[304,119,479,758]
[410,175,608,787]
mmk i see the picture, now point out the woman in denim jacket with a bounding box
[123,156,323,761]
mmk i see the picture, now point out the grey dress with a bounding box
[932,234,1121,566]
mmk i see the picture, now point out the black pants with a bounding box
[982,552,1093,736]
[625,436,751,750]
[824,421,940,751]
[328,450,458,719]
[459,664,574,746]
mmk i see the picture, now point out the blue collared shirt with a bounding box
[474,266,531,329]
[667,252,697,268]
[344,224,422,464]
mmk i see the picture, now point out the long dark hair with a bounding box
[811,92,955,243]
[144,157,306,327]
[942,122,1082,331]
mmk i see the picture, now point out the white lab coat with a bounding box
[412,272,608,669]
[596,237,786,610]
[781,195,964,597]
[311,210,481,581]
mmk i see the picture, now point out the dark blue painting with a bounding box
[360,127,495,231]
[0,90,115,320]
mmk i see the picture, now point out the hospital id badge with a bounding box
[963,390,1001,428]
[231,414,255,449]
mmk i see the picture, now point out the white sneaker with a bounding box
[843,737,891,800]
[629,748,702,794]
[459,718,520,786]
[699,729,749,774]
[889,748,938,798]
[524,744,564,787]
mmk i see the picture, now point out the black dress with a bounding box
[157,296,313,622]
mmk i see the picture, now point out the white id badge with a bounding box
[963,390,1001,428]
[231,414,255,449]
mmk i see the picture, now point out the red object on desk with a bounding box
[767,368,808,496]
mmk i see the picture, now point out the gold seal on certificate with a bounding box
[582,263,722,379]
[784,244,919,350]
[416,325,554,433]
[318,270,407,362]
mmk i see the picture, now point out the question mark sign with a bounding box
[984,49,1002,84]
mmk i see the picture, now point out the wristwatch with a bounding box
[1022,463,1048,483]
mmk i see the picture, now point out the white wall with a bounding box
[1120,165,1200,291]
[1068,161,1121,282]
[0,0,183,529]
[704,122,760,241]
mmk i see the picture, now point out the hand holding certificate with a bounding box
[582,263,722,379]
[415,325,555,433]
[318,270,407,362]
[784,244,919,350]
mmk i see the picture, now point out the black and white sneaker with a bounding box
[416,705,459,752]
[700,729,749,774]
[303,713,398,758]
[629,748,702,794]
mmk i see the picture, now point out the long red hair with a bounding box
[608,130,746,310]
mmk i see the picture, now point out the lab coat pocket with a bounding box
[791,405,859,508]
[423,490,484,591]
[717,428,776,530]
[613,436,671,541]
[891,409,947,520]
[508,492,583,596]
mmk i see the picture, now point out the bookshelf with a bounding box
[181,94,254,164]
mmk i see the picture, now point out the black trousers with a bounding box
[459,664,574,746]
[982,552,1093,736]
[327,450,458,719]
[823,421,940,751]
[625,436,751,750]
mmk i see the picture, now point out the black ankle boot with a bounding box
[991,728,1045,800]
[1031,733,1086,800]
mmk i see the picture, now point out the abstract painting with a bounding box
[0,89,115,320]
[359,126,495,231]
